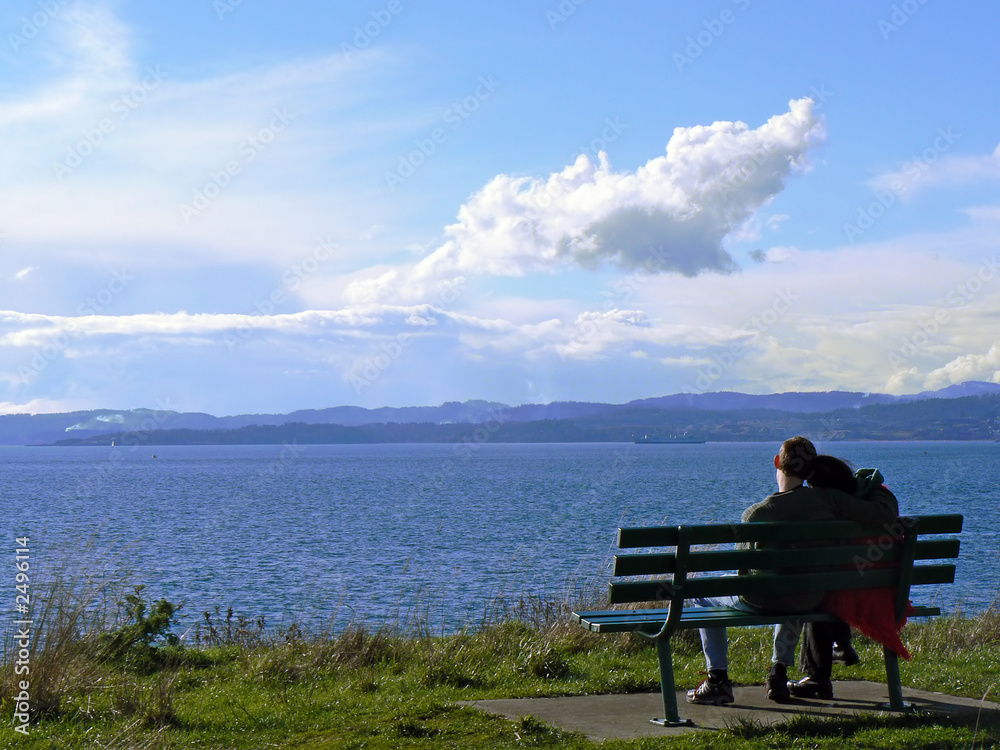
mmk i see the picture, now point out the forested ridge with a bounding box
[53,393,1000,445]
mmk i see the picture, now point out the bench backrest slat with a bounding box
[608,563,957,604]
[617,514,963,549]
[612,538,961,577]
[608,514,961,607]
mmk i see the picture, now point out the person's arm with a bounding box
[828,487,895,526]
[865,485,899,517]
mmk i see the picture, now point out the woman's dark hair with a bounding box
[807,455,856,494]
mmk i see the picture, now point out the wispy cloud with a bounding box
[869,138,999,198]
[0,2,397,271]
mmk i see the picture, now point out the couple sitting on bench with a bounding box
[687,435,900,705]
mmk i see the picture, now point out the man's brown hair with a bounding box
[778,436,817,480]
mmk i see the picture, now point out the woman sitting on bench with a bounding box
[788,455,902,698]
[686,437,897,706]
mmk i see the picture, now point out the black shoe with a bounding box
[765,663,790,703]
[832,642,860,666]
[787,675,834,699]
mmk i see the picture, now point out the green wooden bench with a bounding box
[572,514,963,726]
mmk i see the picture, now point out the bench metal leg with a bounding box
[651,638,693,727]
[880,646,913,711]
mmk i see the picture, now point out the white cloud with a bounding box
[924,344,1000,389]
[346,97,826,303]
[749,245,798,264]
[766,213,790,231]
[962,205,1000,224]
[1,6,996,413]
[0,398,97,416]
[870,139,1000,199]
[883,367,924,395]
[0,309,404,345]
[1,232,998,409]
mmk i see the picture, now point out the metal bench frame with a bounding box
[572,514,963,726]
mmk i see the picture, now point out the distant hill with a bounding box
[26,382,1000,446]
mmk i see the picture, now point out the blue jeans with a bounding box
[692,596,802,671]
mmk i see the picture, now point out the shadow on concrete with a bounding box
[464,680,1000,742]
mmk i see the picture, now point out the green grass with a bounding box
[2,577,999,749]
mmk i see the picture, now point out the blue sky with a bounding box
[1,0,999,415]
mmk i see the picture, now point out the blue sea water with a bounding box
[2,441,996,634]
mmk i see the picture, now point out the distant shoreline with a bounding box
[6,386,1000,446]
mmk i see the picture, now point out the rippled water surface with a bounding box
[4,441,996,632]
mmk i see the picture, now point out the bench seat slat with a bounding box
[573,604,944,633]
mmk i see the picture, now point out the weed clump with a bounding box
[194,606,268,649]
[98,585,183,673]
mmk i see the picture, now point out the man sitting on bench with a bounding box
[686,436,897,705]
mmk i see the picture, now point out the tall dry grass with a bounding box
[904,598,1000,654]
[0,545,187,728]
[1,551,131,718]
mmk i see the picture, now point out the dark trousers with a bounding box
[799,619,851,677]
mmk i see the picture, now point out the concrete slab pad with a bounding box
[464,681,1000,742]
